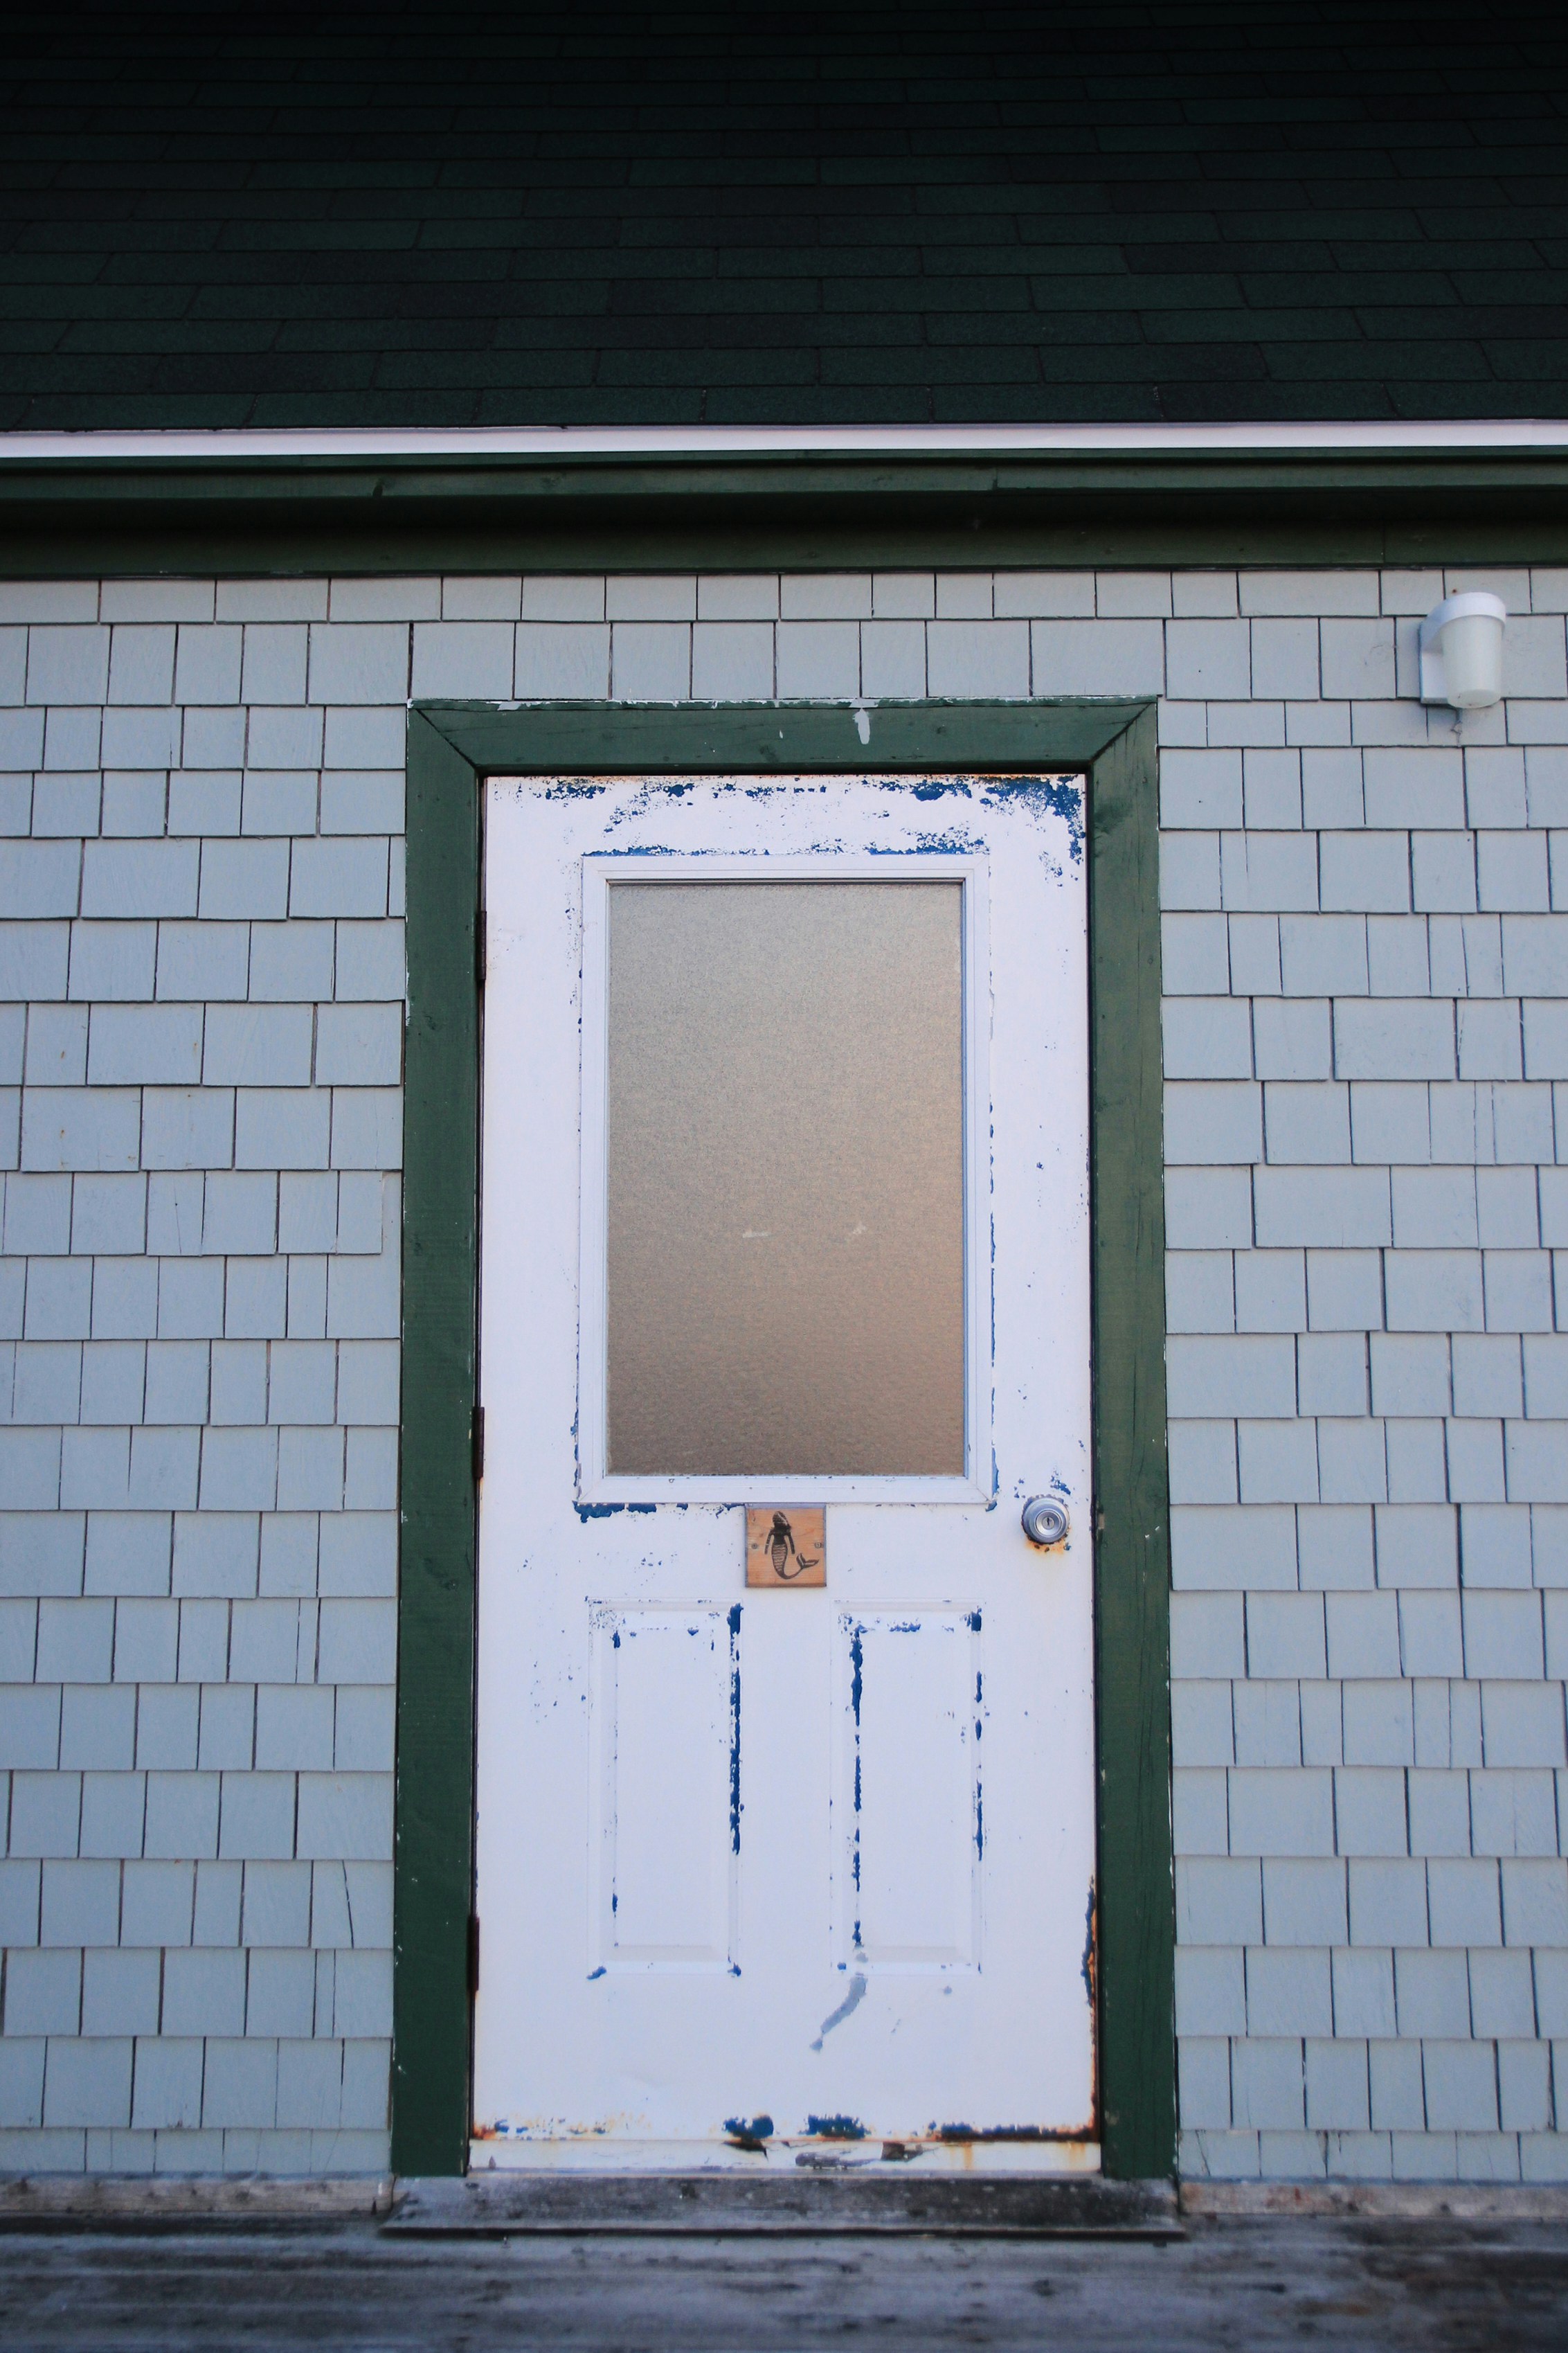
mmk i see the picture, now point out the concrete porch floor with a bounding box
[3,2208,1568,2350]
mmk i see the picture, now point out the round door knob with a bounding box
[1022,1496,1069,1548]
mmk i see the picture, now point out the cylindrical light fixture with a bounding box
[1418,591,1506,709]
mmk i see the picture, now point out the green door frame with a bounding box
[394,698,1173,2180]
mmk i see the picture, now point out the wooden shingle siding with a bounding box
[1,4,1566,431]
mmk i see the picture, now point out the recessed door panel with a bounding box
[836,1611,981,1971]
[592,1609,738,1973]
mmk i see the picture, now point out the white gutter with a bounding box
[1,422,1567,461]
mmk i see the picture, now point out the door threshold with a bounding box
[468,2137,1101,2176]
[388,2171,1180,2239]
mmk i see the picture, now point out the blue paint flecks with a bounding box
[587,1966,606,1980]
[728,1604,743,1855]
[725,2113,775,2141]
[576,1501,624,1521]
[982,774,1085,860]
[971,1618,985,1855]
[936,2122,1061,2143]
[806,2112,866,2138]
[847,1620,865,1949]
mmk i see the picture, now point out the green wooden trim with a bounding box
[6,518,1568,580]
[393,710,482,2177]
[394,695,1174,2179]
[1087,705,1175,2181]
[420,699,1144,776]
[3,445,1568,575]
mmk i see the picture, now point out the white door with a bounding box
[474,771,1095,2172]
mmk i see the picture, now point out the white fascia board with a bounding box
[1,420,1567,461]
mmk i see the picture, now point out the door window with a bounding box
[604,878,965,1478]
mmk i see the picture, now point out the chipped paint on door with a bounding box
[589,1608,740,1974]
[473,773,1096,2170]
[834,1612,982,1971]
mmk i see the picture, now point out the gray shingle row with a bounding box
[0,1770,392,1861]
[5,571,1565,632]
[0,1595,392,1683]
[0,2034,390,2138]
[1,1854,384,1941]
[0,922,403,1003]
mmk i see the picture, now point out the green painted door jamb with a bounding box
[1085,704,1175,2180]
[395,699,1173,2180]
[393,712,482,2177]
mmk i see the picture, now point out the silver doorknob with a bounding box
[1022,1496,1069,1548]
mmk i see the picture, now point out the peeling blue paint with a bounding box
[587,1966,606,1980]
[806,2113,866,2139]
[972,1617,986,1857]
[980,775,1085,860]
[728,1603,743,1856]
[848,1622,864,1948]
[577,1501,624,1521]
[935,2123,1067,2143]
[725,2113,775,2141]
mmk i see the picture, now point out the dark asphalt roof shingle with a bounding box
[1,2,1567,429]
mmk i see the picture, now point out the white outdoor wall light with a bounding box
[1418,591,1506,708]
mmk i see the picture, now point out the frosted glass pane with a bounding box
[606,880,964,1476]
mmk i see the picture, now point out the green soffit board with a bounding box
[5,444,1568,575]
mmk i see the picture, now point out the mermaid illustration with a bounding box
[764,1510,819,1580]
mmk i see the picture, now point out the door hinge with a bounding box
[467,1913,480,1996]
[475,910,487,988]
[471,1405,485,1484]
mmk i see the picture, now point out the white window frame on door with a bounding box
[575,848,992,1507]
